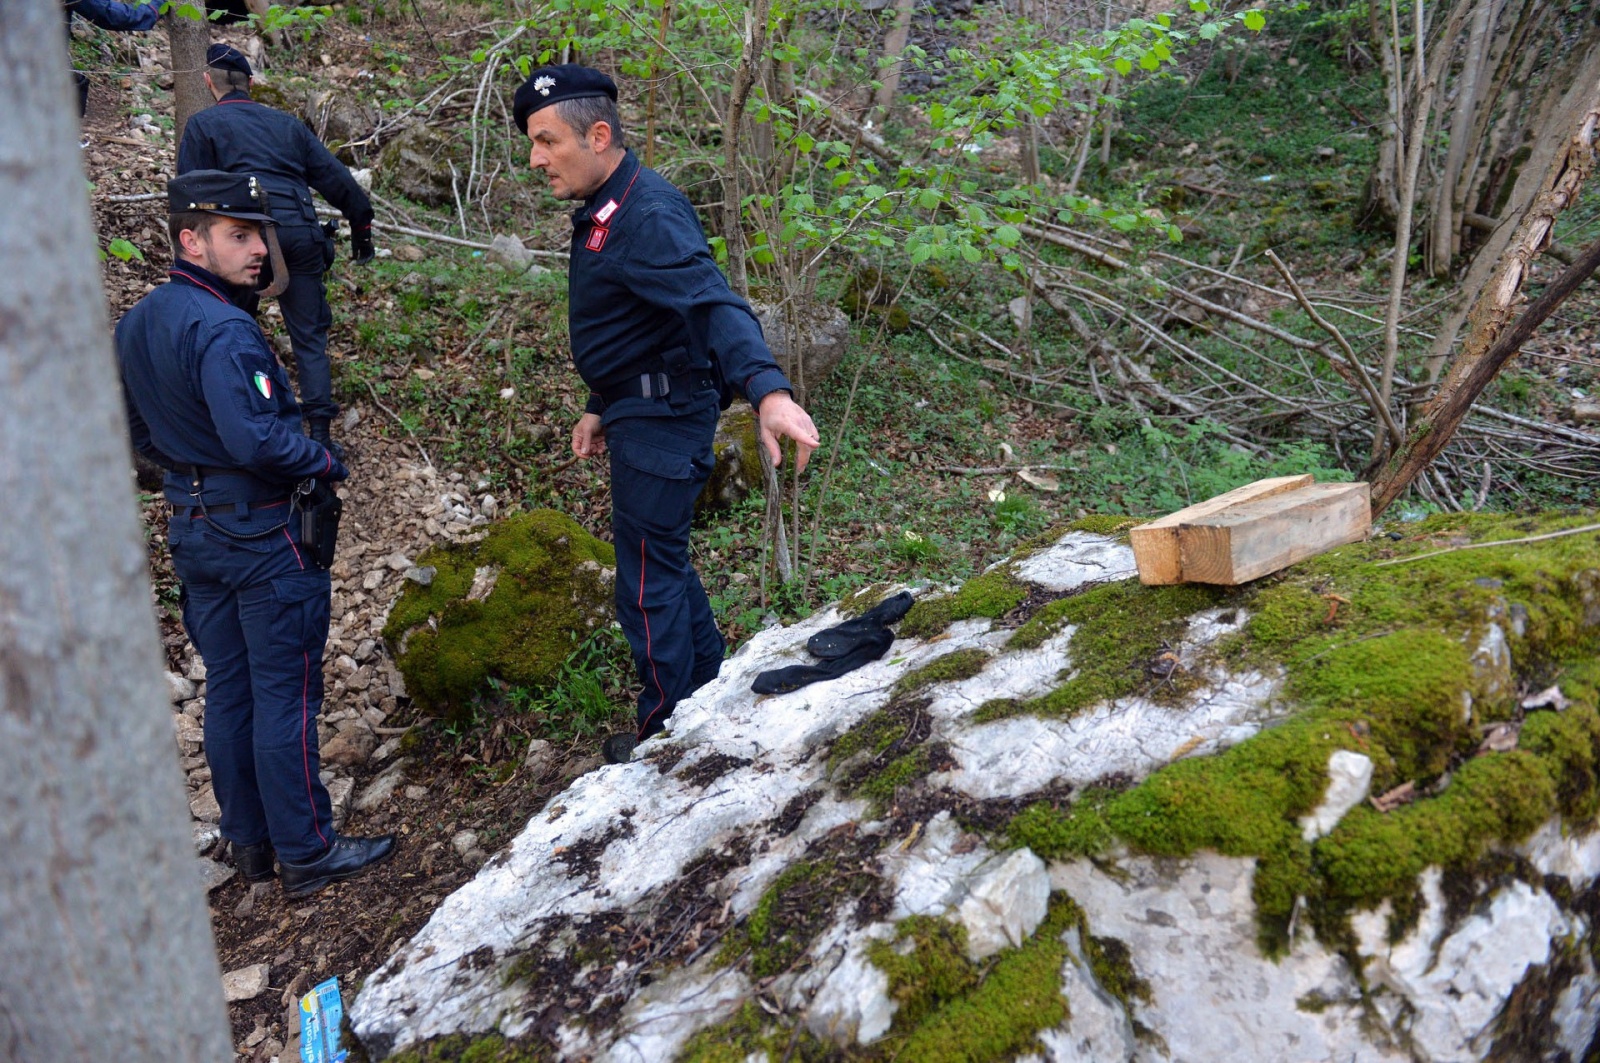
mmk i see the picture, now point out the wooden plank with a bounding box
[1129,475,1315,585]
[1176,482,1371,585]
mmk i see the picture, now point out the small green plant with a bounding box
[504,626,634,742]
[104,238,144,263]
[891,529,940,564]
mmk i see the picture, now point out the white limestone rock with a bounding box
[1037,926,1138,1062]
[1012,531,1138,589]
[1299,749,1374,841]
[1052,850,1393,1063]
[346,529,1600,1063]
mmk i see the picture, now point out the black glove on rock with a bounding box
[751,626,894,696]
[751,591,915,695]
[806,591,914,659]
[352,223,375,264]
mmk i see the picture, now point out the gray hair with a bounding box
[554,95,626,149]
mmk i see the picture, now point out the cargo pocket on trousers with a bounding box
[613,434,695,482]
[270,570,332,656]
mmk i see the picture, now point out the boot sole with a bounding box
[281,845,395,899]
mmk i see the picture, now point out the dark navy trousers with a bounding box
[606,406,725,738]
[275,223,337,422]
[168,504,335,862]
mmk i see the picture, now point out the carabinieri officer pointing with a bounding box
[513,65,821,762]
[117,171,393,896]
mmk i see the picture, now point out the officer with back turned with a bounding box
[513,65,821,763]
[117,170,394,896]
[178,43,375,460]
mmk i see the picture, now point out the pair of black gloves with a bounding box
[752,592,915,695]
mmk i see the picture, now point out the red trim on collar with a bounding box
[169,267,231,304]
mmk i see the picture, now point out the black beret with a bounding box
[513,64,617,132]
[168,170,276,224]
[205,43,252,78]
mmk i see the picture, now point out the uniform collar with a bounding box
[170,259,255,310]
[575,149,640,226]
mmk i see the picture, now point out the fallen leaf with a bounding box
[1476,722,1520,755]
[1370,780,1415,813]
[1521,685,1570,712]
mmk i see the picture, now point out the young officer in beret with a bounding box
[117,170,394,897]
[513,64,821,762]
[177,43,376,461]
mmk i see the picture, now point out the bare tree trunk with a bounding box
[1378,0,1431,409]
[644,0,674,168]
[0,4,234,1060]
[1372,75,1600,516]
[872,0,917,122]
[722,0,771,297]
[1364,0,1403,227]
[1428,0,1491,276]
[1422,32,1600,382]
[170,1,210,146]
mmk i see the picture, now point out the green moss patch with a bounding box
[382,510,616,717]
[979,581,1227,721]
[717,854,884,979]
[382,1033,548,1063]
[676,1001,832,1063]
[900,566,1028,639]
[868,897,1076,1062]
[1003,511,1600,954]
[829,697,949,809]
[891,648,992,699]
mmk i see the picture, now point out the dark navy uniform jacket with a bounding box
[62,0,159,35]
[178,92,374,231]
[570,150,791,423]
[116,261,346,507]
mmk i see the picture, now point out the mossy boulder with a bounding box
[699,408,764,514]
[378,125,464,207]
[382,510,616,719]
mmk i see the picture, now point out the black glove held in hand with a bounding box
[352,224,375,264]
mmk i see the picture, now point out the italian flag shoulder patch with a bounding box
[253,370,273,400]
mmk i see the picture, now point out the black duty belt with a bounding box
[599,370,716,406]
[172,498,291,519]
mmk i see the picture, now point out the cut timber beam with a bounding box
[1178,483,1371,585]
[1129,475,1313,585]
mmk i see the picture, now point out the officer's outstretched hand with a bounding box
[352,224,376,265]
[572,413,607,458]
[757,392,820,474]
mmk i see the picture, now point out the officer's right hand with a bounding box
[352,224,376,265]
[572,413,606,458]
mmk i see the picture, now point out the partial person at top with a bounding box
[178,42,376,461]
[62,0,161,120]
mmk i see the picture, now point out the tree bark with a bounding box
[1427,0,1491,276]
[0,4,234,1061]
[169,1,210,147]
[872,0,917,123]
[1372,77,1600,516]
[722,0,771,297]
[1422,30,1600,382]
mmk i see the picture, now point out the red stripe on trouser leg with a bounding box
[636,536,671,739]
[301,649,328,850]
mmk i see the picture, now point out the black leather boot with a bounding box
[232,839,277,883]
[308,417,346,463]
[279,834,395,898]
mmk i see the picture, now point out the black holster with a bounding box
[293,479,342,569]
